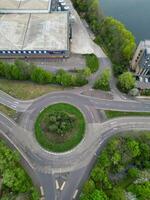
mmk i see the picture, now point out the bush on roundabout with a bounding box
[35,103,85,152]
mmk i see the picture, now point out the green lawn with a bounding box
[35,103,86,152]
[0,104,17,118]
[0,79,63,100]
[105,110,150,119]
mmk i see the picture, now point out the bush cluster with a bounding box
[140,89,150,96]
[85,54,99,73]
[93,68,111,91]
[118,72,136,93]
[46,111,75,135]
[0,60,88,87]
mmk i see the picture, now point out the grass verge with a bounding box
[105,110,150,119]
[0,79,63,100]
[35,103,85,152]
[0,104,17,118]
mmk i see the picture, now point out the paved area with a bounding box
[65,0,106,58]
[1,53,86,72]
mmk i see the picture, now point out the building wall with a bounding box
[0,50,70,59]
[131,41,144,72]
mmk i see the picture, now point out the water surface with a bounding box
[100,0,150,42]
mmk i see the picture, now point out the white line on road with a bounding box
[40,186,44,197]
[55,180,59,190]
[60,181,66,191]
[73,189,78,199]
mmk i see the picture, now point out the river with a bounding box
[100,0,150,43]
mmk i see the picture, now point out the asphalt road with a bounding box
[1,86,150,199]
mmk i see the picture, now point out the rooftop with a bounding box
[0,0,51,13]
[0,12,69,51]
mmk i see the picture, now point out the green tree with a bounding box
[31,67,53,84]
[3,168,30,193]
[85,54,99,73]
[128,167,139,178]
[0,61,5,77]
[128,181,150,200]
[83,67,91,77]
[110,187,126,200]
[93,69,111,91]
[83,179,95,194]
[118,72,135,93]
[90,189,109,200]
[98,17,136,65]
[127,139,141,158]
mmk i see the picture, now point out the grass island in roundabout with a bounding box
[35,103,86,152]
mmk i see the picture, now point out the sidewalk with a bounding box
[66,0,107,58]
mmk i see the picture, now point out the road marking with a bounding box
[73,189,78,199]
[11,105,17,108]
[40,186,44,196]
[60,181,66,191]
[55,180,59,190]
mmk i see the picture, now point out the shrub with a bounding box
[0,60,88,87]
[113,64,127,77]
[0,61,5,76]
[14,59,35,80]
[93,68,111,91]
[75,72,88,86]
[128,168,139,178]
[118,72,135,93]
[46,110,75,135]
[83,179,95,194]
[85,54,99,73]
[31,67,53,84]
[140,89,150,96]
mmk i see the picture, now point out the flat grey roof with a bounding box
[0,12,69,51]
[0,0,51,11]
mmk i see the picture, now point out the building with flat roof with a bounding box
[131,40,150,83]
[0,0,51,13]
[0,12,70,58]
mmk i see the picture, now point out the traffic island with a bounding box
[35,103,85,152]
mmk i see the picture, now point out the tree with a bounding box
[98,150,110,168]
[127,139,141,158]
[0,62,5,77]
[128,167,139,178]
[93,69,111,91]
[118,72,135,93]
[3,168,30,193]
[110,187,126,200]
[83,68,91,77]
[98,17,136,65]
[85,54,99,73]
[31,67,53,84]
[75,72,88,86]
[90,189,109,200]
[128,181,150,200]
[55,69,75,86]
[111,151,121,165]
[113,64,127,77]
[83,179,95,194]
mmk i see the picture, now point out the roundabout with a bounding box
[35,103,85,152]
[1,89,150,199]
